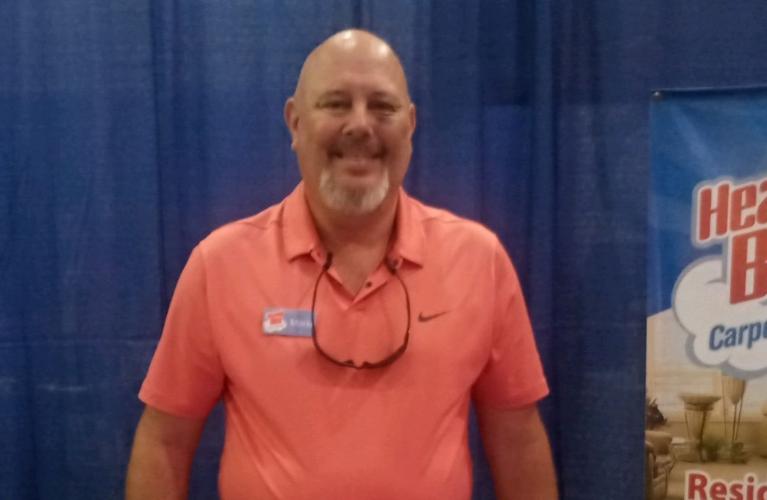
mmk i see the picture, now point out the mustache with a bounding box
[329,137,384,157]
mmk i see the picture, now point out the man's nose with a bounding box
[342,102,373,138]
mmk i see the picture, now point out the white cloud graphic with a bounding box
[673,257,767,377]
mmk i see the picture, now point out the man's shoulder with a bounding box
[198,201,283,255]
[408,196,499,249]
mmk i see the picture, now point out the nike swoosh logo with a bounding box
[418,311,449,322]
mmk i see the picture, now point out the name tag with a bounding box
[262,308,314,337]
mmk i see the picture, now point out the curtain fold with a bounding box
[3,1,767,498]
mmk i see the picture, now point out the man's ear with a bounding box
[284,97,299,150]
[408,103,417,137]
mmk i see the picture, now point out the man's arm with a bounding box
[476,403,558,500]
[125,406,207,500]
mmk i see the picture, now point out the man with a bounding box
[126,29,557,499]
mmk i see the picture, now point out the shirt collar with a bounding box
[389,187,425,267]
[280,183,324,262]
[279,182,425,268]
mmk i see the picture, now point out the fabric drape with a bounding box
[2,1,767,498]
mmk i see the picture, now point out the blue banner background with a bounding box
[649,88,767,314]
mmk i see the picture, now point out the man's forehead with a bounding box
[307,69,406,99]
[294,30,410,101]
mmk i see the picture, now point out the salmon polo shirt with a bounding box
[139,183,549,500]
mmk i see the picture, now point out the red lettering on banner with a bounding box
[710,480,727,500]
[698,184,730,242]
[759,180,767,224]
[695,176,767,245]
[686,472,767,500]
[732,185,757,231]
[730,227,767,303]
[731,483,744,500]
[693,176,767,304]
[688,472,709,499]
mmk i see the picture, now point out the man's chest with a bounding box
[205,258,496,399]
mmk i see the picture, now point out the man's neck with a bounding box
[307,191,398,252]
[306,191,399,294]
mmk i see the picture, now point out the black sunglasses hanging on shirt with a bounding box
[310,253,411,369]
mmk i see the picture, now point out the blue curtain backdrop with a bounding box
[2,1,767,499]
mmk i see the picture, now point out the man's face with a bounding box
[285,39,416,215]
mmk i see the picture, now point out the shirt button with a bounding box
[387,259,401,271]
[365,281,372,288]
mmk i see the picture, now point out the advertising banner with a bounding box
[647,88,767,500]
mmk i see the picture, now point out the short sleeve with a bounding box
[471,239,549,409]
[139,245,225,418]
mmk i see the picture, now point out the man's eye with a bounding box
[319,100,348,110]
[370,102,397,113]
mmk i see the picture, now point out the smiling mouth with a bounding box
[330,151,384,173]
[330,139,384,159]
[331,150,383,160]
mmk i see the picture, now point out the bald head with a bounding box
[293,29,410,105]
